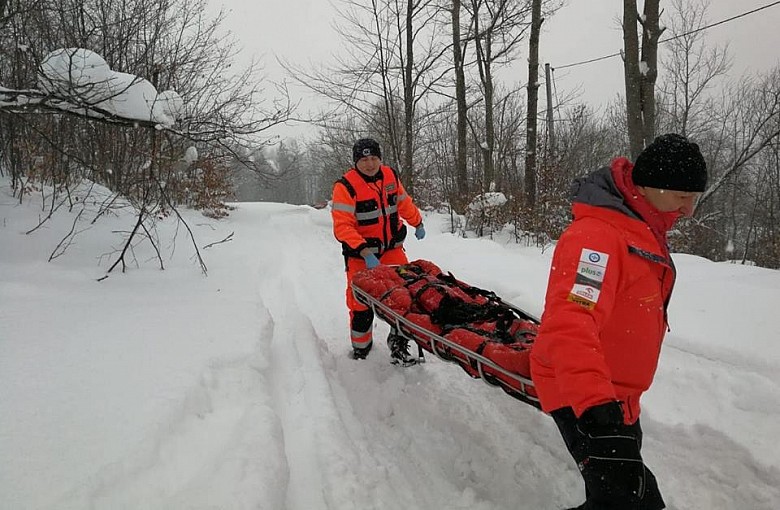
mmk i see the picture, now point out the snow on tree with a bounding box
[3,48,183,127]
[37,48,113,101]
[183,146,199,164]
[467,192,508,212]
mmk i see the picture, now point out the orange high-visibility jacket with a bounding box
[331,165,422,258]
[530,159,678,424]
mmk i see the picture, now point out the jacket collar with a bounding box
[352,166,385,183]
[609,157,680,247]
[570,158,679,256]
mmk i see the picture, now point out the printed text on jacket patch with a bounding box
[567,249,609,310]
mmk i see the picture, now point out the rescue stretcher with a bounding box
[351,260,542,409]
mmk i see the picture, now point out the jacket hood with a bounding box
[570,165,639,220]
[571,158,681,263]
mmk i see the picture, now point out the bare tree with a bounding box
[466,0,534,190]
[698,70,780,209]
[283,0,447,192]
[664,67,780,266]
[0,0,295,273]
[1,1,294,168]
[657,0,730,138]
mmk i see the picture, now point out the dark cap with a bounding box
[352,138,382,164]
[632,133,708,192]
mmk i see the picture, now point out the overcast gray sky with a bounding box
[213,0,780,139]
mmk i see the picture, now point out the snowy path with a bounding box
[242,206,564,509]
[2,196,779,509]
[235,205,780,510]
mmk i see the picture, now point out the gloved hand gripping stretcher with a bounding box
[351,259,541,409]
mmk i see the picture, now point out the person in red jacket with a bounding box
[331,138,425,363]
[530,134,708,510]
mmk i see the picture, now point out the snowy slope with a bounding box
[1,184,779,510]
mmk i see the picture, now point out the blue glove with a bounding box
[415,224,426,240]
[363,253,380,269]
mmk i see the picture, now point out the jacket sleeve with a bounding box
[395,179,423,228]
[331,181,368,254]
[534,221,624,417]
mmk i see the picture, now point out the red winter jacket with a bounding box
[530,158,679,424]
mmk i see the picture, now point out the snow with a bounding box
[183,146,199,164]
[39,48,113,100]
[467,192,508,211]
[37,48,182,126]
[154,90,185,122]
[1,178,779,509]
[97,71,162,121]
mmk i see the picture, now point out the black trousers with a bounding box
[551,407,666,510]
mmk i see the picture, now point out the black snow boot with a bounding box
[351,341,373,360]
[387,330,418,366]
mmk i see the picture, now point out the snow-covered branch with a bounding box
[1,48,183,129]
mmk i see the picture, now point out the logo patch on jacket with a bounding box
[567,249,609,310]
[385,183,396,192]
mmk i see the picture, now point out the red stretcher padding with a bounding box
[352,259,539,404]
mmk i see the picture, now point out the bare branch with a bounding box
[202,231,234,249]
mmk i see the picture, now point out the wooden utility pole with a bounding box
[545,63,555,157]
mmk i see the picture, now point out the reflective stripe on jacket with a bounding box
[530,159,678,424]
[331,165,422,258]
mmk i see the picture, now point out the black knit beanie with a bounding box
[632,133,708,192]
[352,138,382,164]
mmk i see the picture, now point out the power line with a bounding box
[553,1,780,71]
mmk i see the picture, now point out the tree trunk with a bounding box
[525,0,542,211]
[623,0,644,158]
[623,0,663,158]
[403,0,415,193]
[640,0,662,145]
[483,41,495,192]
[452,0,468,210]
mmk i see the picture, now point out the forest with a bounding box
[2,0,779,268]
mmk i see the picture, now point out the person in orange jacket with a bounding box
[331,138,425,363]
[530,134,708,510]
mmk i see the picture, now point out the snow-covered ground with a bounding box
[1,180,779,509]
